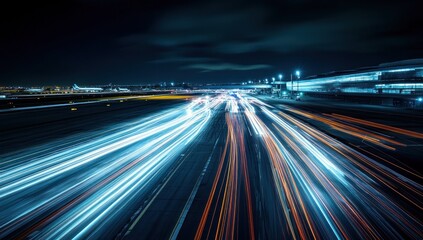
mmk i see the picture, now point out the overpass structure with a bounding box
[283,59,423,107]
[199,84,272,89]
[196,83,272,95]
[287,59,423,96]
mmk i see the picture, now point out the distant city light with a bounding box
[418,97,423,102]
[388,68,415,73]
[278,74,283,80]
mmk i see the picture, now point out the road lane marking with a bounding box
[123,154,188,236]
[169,137,220,240]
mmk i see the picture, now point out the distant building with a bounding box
[287,59,423,97]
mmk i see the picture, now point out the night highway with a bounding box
[0,94,421,239]
[2,0,423,239]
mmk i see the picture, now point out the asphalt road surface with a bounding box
[0,93,421,239]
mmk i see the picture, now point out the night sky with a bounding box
[1,0,422,86]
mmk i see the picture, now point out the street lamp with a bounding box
[295,70,301,95]
[291,70,301,99]
[295,70,301,79]
[278,74,283,98]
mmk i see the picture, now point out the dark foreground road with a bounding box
[0,94,422,239]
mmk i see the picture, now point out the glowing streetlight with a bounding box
[278,74,283,98]
[295,70,301,79]
[295,70,301,97]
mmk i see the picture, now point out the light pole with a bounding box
[295,70,301,99]
[278,74,283,97]
[295,70,301,92]
[290,73,293,99]
[290,70,301,99]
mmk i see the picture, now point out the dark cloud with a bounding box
[182,63,272,72]
[149,2,267,47]
[146,1,415,54]
[149,56,216,64]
